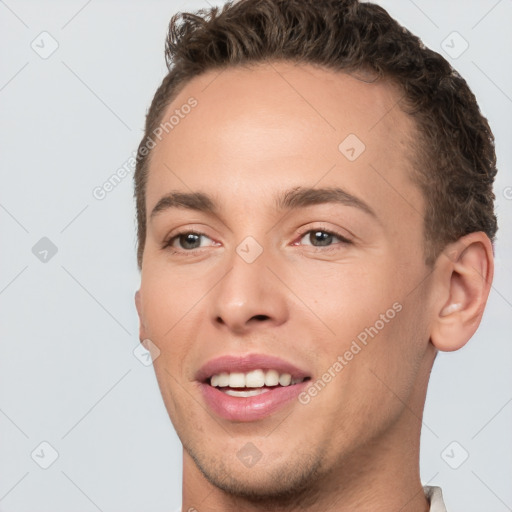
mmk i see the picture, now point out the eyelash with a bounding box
[162,226,352,256]
[162,230,210,255]
[295,226,352,250]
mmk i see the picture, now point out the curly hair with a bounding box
[134,0,497,269]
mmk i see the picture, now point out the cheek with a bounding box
[137,275,203,393]
[289,257,427,394]
[288,259,396,344]
[140,266,210,340]
[301,299,427,451]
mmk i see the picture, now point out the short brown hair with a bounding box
[134,0,497,269]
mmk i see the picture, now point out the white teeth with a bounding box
[225,388,270,397]
[217,372,230,387]
[245,369,265,388]
[209,369,306,389]
[264,369,280,386]
[279,373,292,386]
[229,372,246,388]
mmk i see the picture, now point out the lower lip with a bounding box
[199,381,309,422]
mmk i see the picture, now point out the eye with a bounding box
[164,231,215,251]
[298,229,351,247]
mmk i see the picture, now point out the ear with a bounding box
[430,232,494,352]
[134,290,148,342]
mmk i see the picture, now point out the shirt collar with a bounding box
[424,485,448,512]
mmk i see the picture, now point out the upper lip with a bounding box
[196,353,311,383]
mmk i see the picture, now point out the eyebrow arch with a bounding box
[275,186,376,217]
[150,192,216,220]
[149,186,376,220]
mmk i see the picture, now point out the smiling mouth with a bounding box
[206,369,311,397]
[196,354,312,421]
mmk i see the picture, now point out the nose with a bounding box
[208,245,289,335]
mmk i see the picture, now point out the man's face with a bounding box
[136,62,437,499]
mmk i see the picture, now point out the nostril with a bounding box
[251,314,270,321]
[214,314,270,327]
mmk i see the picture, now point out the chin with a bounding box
[185,442,325,505]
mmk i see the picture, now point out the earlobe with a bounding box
[430,232,494,352]
[134,290,148,342]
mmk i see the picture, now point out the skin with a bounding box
[135,61,493,511]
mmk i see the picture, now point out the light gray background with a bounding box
[0,0,511,511]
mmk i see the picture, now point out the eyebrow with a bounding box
[276,186,376,217]
[149,186,376,220]
[150,191,217,219]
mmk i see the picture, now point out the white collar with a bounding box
[424,485,448,512]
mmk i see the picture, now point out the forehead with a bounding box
[147,61,422,223]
